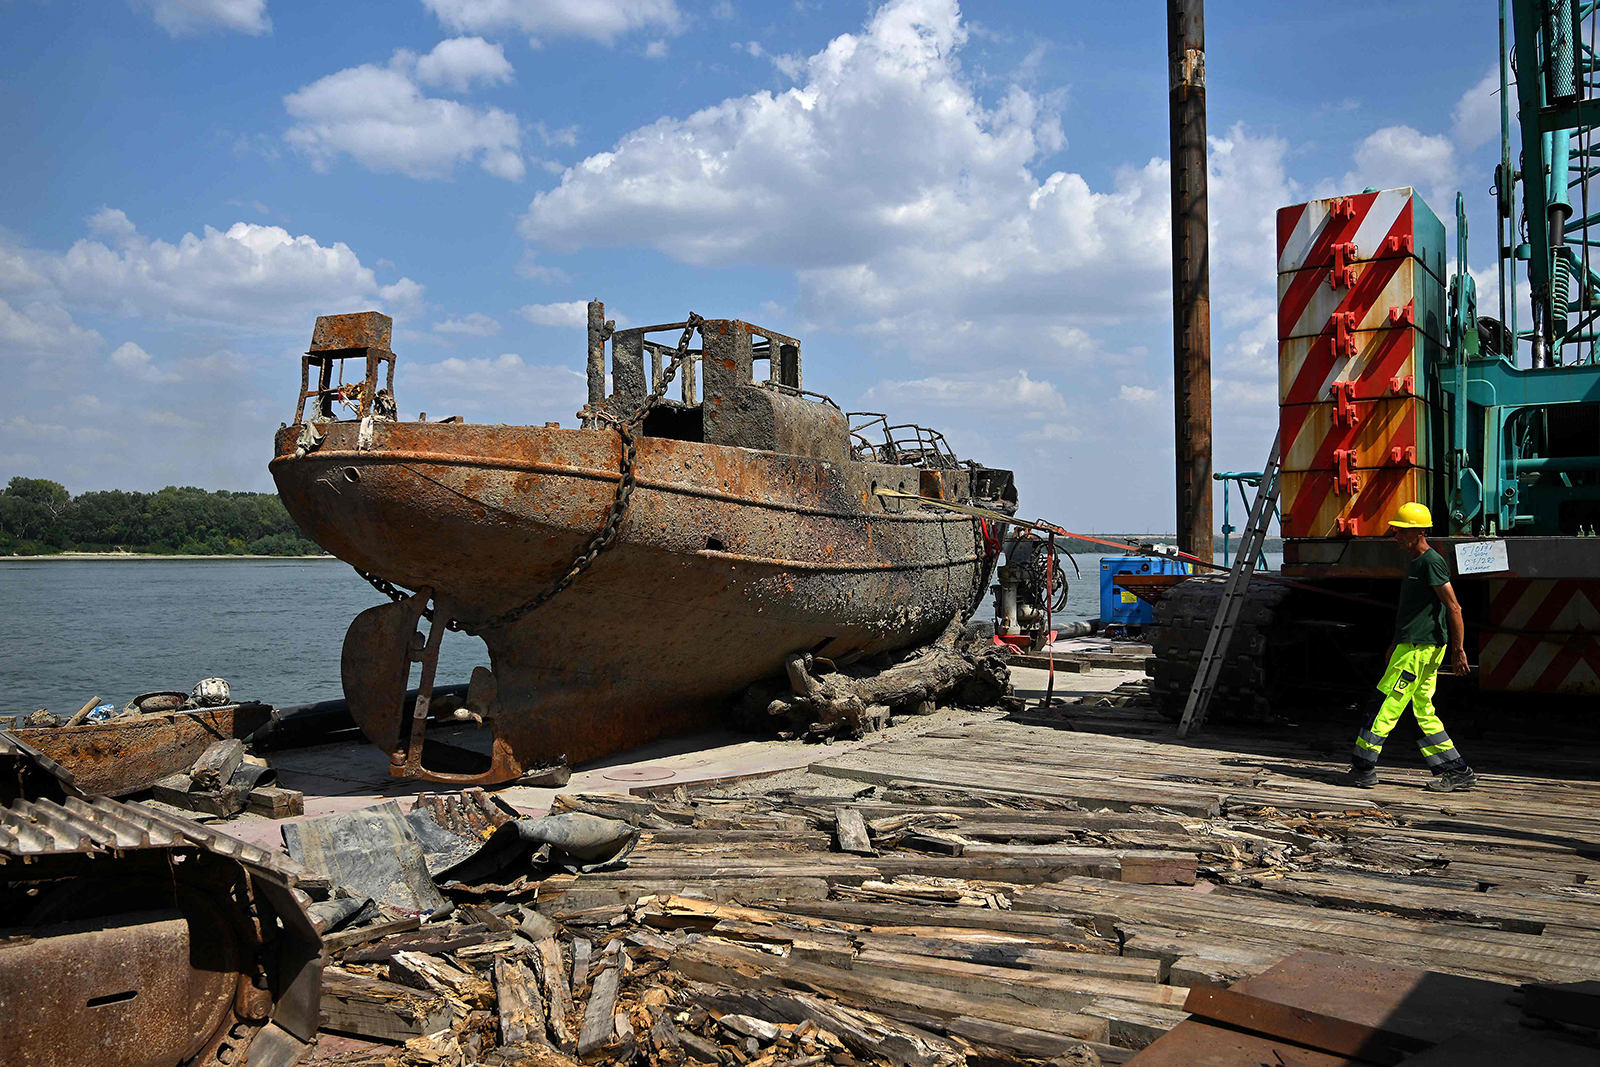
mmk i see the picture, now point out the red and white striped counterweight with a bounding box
[1275,188,1446,538]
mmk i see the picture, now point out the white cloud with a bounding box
[710,0,734,18]
[1341,126,1456,204]
[517,301,589,327]
[399,354,586,418]
[1452,67,1514,151]
[1118,384,1156,406]
[110,341,181,383]
[433,312,502,336]
[285,62,524,180]
[379,277,428,320]
[0,297,104,359]
[863,370,1065,414]
[534,122,579,148]
[645,40,668,59]
[141,0,270,36]
[409,37,514,92]
[4,209,420,332]
[517,0,1189,367]
[421,0,682,45]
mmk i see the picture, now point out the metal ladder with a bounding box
[1177,433,1282,739]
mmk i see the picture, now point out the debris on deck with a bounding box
[282,683,1599,1065]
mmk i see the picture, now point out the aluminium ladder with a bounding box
[1177,433,1282,739]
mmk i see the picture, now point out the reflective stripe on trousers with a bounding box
[1351,643,1463,769]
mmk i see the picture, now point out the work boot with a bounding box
[1341,764,1378,788]
[1425,767,1478,792]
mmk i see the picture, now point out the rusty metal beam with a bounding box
[1168,0,1214,562]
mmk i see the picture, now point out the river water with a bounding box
[1,551,1277,716]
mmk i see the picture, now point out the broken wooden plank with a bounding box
[319,966,455,1042]
[247,785,304,818]
[495,956,549,1047]
[190,739,245,790]
[529,935,577,1052]
[576,941,622,1055]
[835,807,874,855]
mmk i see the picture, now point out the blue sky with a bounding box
[2,0,1510,532]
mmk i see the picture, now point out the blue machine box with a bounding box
[1099,555,1189,627]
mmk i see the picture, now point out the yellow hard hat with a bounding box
[1389,502,1433,529]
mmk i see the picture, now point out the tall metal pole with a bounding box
[1167,0,1214,562]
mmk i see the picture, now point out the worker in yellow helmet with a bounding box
[1343,502,1478,792]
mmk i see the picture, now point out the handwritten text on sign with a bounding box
[1455,540,1510,576]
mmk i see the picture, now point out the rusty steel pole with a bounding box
[1167,0,1213,563]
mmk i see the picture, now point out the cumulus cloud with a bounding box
[3,208,421,331]
[1341,126,1456,204]
[863,370,1066,414]
[0,297,104,360]
[285,57,524,180]
[140,0,270,36]
[110,341,181,383]
[408,37,514,92]
[421,0,682,45]
[400,354,586,420]
[517,0,1186,367]
[1118,384,1156,406]
[1452,67,1515,151]
[433,312,502,336]
[517,301,589,327]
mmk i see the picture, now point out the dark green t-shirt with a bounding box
[1394,548,1451,646]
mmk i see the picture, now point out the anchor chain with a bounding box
[355,313,705,634]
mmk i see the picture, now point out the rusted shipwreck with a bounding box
[270,304,1016,785]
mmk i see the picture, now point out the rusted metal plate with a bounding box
[0,910,236,1067]
[309,311,392,352]
[1181,951,1526,1062]
[0,729,81,804]
[341,593,429,758]
[1124,1018,1362,1066]
[13,704,274,797]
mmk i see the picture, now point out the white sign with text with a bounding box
[1455,540,1510,576]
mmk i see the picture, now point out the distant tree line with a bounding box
[0,477,324,556]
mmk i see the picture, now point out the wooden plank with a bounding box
[570,937,591,997]
[835,807,875,855]
[495,956,549,1047]
[773,899,1110,948]
[669,939,1111,1040]
[1080,997,1188,1049]
[843,948,1189,1009]
[530,936,577,1052]
[576,941,621,1055]
[190,739,245,790]
[322,916,423,953]
[246,785,304,818]
[319,966,454,1042]
[808,755,1222,816]
[850,933,1159,982]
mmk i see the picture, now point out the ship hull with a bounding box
[271,420,994,772]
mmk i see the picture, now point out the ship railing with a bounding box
[761,380,842,410]
[640,337,702,404]
[847,412,964,469]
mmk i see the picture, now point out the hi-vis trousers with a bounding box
[1352,643,1466,772]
